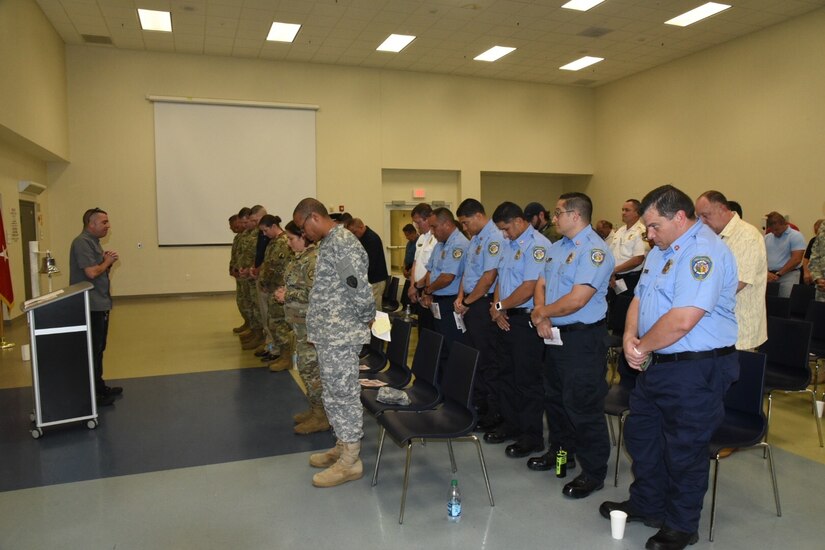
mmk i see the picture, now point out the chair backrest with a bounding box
[805,301,825,343]
[765,282,780,297]
[789,284,815,318]
[382,277,400,312]
[608,293,633,334]
[400,279,411,307]
[409,328,444,386]
[760,316,812,372]
[386,318,412,368]
[439,342,480,408]
[765,296,791,319]
[724,351,767,416]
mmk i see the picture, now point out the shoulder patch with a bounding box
[453,248,463,260]
[691,256,713,280]
[590,248,605,266]
[488,241,500,256]
[533,247,546,262]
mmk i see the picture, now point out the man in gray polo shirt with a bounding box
[69,208,122,406]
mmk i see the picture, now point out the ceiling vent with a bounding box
[82,34,113,45]
[578,27,613,38]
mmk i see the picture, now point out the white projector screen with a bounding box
[153,99,317,246]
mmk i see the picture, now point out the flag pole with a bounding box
[0,303,14,350]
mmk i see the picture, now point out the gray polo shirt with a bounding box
[69,230,112,311]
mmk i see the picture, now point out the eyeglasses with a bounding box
[553,209,575,218]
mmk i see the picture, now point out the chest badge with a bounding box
[515,249,522,261]
[565,252,575,264]
[662,259,673,274]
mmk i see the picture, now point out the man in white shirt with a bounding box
[407,203,438,333]
[608,199,648,297]
[696,191,767,350]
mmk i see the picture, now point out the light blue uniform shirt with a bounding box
[497,225,552,308]
[463,219,503,294]
[542,225,614,325]
[765,227,806,271]
[426,228,470,296]
[636,220,738,353]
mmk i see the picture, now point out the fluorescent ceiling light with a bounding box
[559,56,604,71]
[376,34,416,52]
[267,22,301,42]
[137,9,172,32]
[474,46,516,62]
[561,0,606,11]
[665,2,731,27]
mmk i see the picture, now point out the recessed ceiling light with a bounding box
[267,22,301,42]
[376,34,416,53]
[561,0,606,11]
[560,56,604,71]
[137,9,172,32]
[665,2,731,27]
[474,46,516,62]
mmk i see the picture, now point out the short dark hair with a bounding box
[229,214,238,222]
[492,202,524,224]
[294,198,329,219]
[640,185,695,220]
[250,205,266,215]
[456,198,485,218]
[625,199,641,213]
[728,201,743,218]
[698,190,730,208]
[432,207,456,224]
[259,214,282,228]
[411,203,433,219]
[402,223,416,234]
[765,212,786,227]
[83,208,106,226]
[560,192,593,223]
[238,207,252,218]
[284,220,302,236]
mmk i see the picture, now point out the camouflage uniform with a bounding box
[284,243,321,407]
[237,228,262,330]
[809,222,825,302]
[307,224,375,443]
[541,222,562,243]
[258,232,294,349]
[230,230,246,323]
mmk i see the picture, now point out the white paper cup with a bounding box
[21,344,31,362]
[610,510,627,540]
[817,400,824,419]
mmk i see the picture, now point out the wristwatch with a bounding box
[494,301,503,311]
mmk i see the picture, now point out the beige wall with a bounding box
[592,9,825,236]
[45,46,594,296]
[481,173,593,215]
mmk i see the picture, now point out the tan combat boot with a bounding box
[241,329,264,350]
[312,441,363,488]
[232,321,249,334]
[293,408,314,424]
[268,340,294,371]
[238,328,255,341]
[294,407,331,435]
[309,440,343,468]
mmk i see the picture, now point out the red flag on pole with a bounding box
[0,211,14,309]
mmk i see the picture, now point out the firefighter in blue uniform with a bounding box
[600,185,739,550]
[530,192,614,498]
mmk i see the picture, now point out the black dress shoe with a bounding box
[254,347,270,357]
[260,352,280,363]
[562,473,604,499]
[101,385,123,397]
[645,527,699,550]
[527,450,577,471]
[483,429,518,444]
[476,414,503,432]
[96,394,115,407]
[599,501,664,528]
[505,440,544,458]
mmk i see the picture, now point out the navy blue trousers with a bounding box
[462,296,500,415]
[625,353,739,533]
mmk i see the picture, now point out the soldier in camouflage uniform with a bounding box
[275,220,328,434]
[810,220,825,302]
[237,207,265,349]
[294,198,375,488]
[257,215,295,370]
[230,210,250,334]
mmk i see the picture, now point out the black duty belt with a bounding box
[433,294,457,301]
[557,318,606,333]
[506,308,532,316]
[653,346,736,364]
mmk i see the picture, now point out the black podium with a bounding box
[22,282,99,438]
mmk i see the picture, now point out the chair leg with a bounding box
[763,443,782,517]
[709,456,720,542]
[399,441,414,524]
[470,434,495,506]
[447,439,457,473]
[372,426,387,487]
[614,414,626,487]
[606,415,616,446]
[808,390,823,447]
[764,393,773,458]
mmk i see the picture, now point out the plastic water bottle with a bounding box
[447,479,462,522]
[403,304,412,321]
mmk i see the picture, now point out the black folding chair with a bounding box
[371,342,493,524]
[788,284,815,319]
[604,356,638,487]
[361,329,444,416]
[606,293,632,386]
[804,301,825,396]
[765,296,790,319]
[359,319,412,388]
[382,276,401,313]
[708,351,780,542]
[359,335,387,373]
